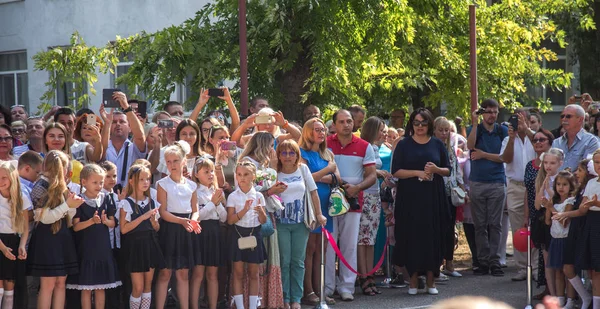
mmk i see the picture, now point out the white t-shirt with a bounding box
[156,176,197,214]
[551,197,575,238]
[196,184,227,222]
[0,192,31,234]
[583,177,600,211]
[276,164,317,224]
[226,187,265,228]
[71,140,89,164]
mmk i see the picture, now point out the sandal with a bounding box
[301,292,320,306]
[367,276,382,294]
[359,277,376,296]
[315,293,336,305]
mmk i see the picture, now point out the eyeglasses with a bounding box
[280,151,297,157]
[533,138,549,144]
[313,128,326,134]
[560,114,574,119]
[0,136,13,143]
[11,129,24,134]
[413,120,429,127]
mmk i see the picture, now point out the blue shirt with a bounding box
[19,176,34,208]
[552,128,599,171]
[106,139,147,188]
[467,123,508,183]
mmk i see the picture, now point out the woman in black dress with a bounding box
[392,108,450,296]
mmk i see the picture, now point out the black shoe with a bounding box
[473,267,489,275]
[490,266,505,277]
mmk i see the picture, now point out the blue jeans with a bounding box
[277,222,310,303]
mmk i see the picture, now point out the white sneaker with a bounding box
[408,288,418,295]
[427,287,439,295]
[339,292,354,301]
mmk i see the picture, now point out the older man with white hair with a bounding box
[552,104,599,171]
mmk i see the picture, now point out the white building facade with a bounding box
[0,0,210,115]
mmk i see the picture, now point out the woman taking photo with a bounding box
[392,108,450,295]
[298,118,338,306]
[433,116,464,278]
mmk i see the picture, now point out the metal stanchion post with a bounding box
[314,230,329,309]
[378,242,391,288]
[525,225,532,309]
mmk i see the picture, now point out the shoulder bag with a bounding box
[300,164,317,230]
[329,173,350,216]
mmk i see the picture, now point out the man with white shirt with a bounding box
[500,108,536,281]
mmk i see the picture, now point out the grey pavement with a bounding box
[303,264,545,309]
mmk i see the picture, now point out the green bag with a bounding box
[329,173,349,217]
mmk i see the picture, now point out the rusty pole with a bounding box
[469,4,478,124]
[239,0,248,117]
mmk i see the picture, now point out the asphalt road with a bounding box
[302,263,545,309]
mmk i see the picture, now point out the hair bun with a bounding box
[176,140,191,156]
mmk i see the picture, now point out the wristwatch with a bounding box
[122,107,133,113]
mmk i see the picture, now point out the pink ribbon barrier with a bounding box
[323,229,388,277]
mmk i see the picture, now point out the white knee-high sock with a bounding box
[233,294,245,309]
[140,292,151,309]
[2,290,13,309]
[569,276,591,308]
[593,296,600,309]
[130,295,141,309]
[557,296,565,307]
[249,295,259,309]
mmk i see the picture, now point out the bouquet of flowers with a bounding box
[256,167,284,212]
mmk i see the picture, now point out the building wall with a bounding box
[0,0,210,114]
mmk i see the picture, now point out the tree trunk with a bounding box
[579,0,600,99]
[276,44,312,123]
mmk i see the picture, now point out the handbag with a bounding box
[451,187,466,206]
[329,173,350,216]
[235,226,257,250]
[300,164,317,230]
[261,212,275,238]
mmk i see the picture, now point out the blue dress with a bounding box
[300,148,333,233]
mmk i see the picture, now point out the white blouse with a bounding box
[226,187,265,228]
[119,197,157,222]
[156,176,197,214]
[196,184,227,222]
[0,192,31,234]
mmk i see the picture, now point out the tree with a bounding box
[34,0,594,119]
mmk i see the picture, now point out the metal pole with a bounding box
[314,230,329,309]
[525,225,533,309]
[238,0,249,118]
[469,4,478,119]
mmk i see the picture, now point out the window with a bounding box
[527,40,571,106]
[0,51,28,110]
[112,54,146,100]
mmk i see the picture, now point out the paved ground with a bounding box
[301,263,545,309]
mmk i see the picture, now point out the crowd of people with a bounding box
[0,89,598,309]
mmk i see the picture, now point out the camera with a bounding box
[475,107,486,115]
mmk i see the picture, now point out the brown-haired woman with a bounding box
[392,108,450,295]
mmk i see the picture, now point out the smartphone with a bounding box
[208,88,225,97]
[158,119,174,129]
[102,88,121,108]
[255,115,272,124]
[574,95,583,100]
[137,101,147,119]
[86,114,97,126]
[508,115,519,130]
[220,141,237,151]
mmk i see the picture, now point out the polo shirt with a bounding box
[467,123,508,183]
[552,128,599,171]
[326,134,376,212]
[106,139,147,188]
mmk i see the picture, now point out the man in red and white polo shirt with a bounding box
[325,109,376,301]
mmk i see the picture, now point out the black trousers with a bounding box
[463,222,479,268]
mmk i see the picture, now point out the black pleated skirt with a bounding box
[229,225,266,264]
[580,211,600,272]
[158,213,194,270]
[563,215,586,267]
[27,222,78,277]
[192,220,222,267]
[0,234,25,280]
[121,230,165,273]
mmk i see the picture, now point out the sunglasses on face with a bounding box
[533,138,548,144]
[413,120,429,127]
[279,151,297,157]
[560,114,574,119]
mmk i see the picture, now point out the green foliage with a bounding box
[34,0,595,120]
[32,32,136,113]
